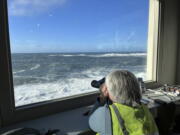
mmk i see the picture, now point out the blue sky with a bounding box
[8,0,149,53]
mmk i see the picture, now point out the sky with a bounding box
[8,0,149,53]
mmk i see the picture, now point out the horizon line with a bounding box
[11,51,147,54]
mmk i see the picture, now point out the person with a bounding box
[89,70,159,135]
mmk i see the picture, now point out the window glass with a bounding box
[8,0,149,106]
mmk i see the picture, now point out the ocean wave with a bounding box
[48,55,58,57]
[13,70,26,74]
[30,64,40,70]
[61,54,74,57]
[48,54,86,57]
[89,53,146,58]
[48,53,146,58]
[14,77,97,106]
[135,72,146,80]
[14,68,106,106]
[14,75,49,80]
[14,68,146,106]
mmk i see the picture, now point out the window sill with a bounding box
[0,105,91,135]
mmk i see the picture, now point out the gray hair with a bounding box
[105,70,141,106]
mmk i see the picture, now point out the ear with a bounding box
[103,85,109,97]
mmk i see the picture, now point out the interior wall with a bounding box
[157,0,179,85]
[0,108,1,127]
[176,1,180,84]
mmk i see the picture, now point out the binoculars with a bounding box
[91,77,105,88]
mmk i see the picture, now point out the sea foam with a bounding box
[14,68,146,106]
[30,64,40,70]
[48,53,146,58]
[13,70,26,74]
[14,76,97,106]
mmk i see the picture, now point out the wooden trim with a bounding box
[4,92,99,126]
[0,0,15,127]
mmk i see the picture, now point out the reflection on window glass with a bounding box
[8,0,149,106]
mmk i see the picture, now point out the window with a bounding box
[0,0,161,126]
[8,0,151,107]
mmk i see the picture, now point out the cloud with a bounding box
[9,0,67,16]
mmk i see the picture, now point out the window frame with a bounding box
[0,0,162,126]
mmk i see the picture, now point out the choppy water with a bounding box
[11,52,147,106]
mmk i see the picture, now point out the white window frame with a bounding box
[147,0,160,81]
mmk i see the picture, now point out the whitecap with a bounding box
[13,70,26,74]
[49,53,146,57]
[61,54,74,57]
[14,68,146,106]
[48,55,58,57]
[135,72,146,80]
[30,64,40,70]
[14,77,97,106]
[88,53,147,58]
[59,54,86,57]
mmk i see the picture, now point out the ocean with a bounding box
[11,52,147,106]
